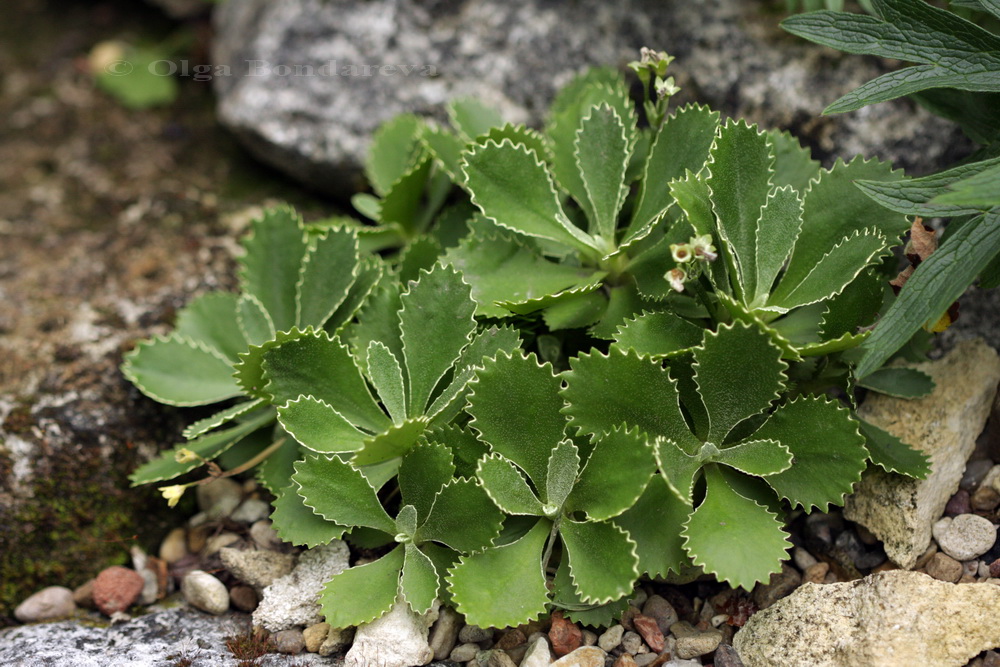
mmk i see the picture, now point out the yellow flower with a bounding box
[174,448,199,464]
[159,484,188,508]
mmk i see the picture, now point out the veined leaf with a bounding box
[683,466,791,590]
[269,487,347,547]
[277,396,369,454]
[612,310,705,359]
[568,426,657,521]
[239,206,307,332]
[416,478,505,552]
[123,334,241,407]
[575,103,631,241]
[756,396,869,511]
[560,519,639,605]
[752,186,804,306]
[292,454,396,534]
[320,546,404,628]
[468,352,567,489]
[612,478,691,578]
[692,321,787,445]
[296,227,360,329]
[855,157,1000,217]
[857,418,931,477]
[397,441,455,522]
[447,519,552,628]
[174,292,246,362]
[182,398,266,440]
[401,544,439,615]
[857,367,935,398]
[463,139,600,255]
[932,163,1000,209]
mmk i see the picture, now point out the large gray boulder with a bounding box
[212,0,970,196]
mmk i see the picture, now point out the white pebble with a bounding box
[935,514,997,561]
[182,570,229,615]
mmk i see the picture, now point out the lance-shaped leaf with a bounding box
[575,104,631,242]
[292,455,396,534]
[545,441,581,513]
[710,439,793,478]
[768,128,821,194]
[366,341,407,425]
[295,227,361,329]
[379,156,433,234]
[174,292,247,362]
[446,519,552,629]
[654,438,702,506]
[476,454,547,516]
[560,518,639,605]
[352,417,429,466]
[856,367,935,399]
[401,544,439,615]
[239,206,307,333]
[567,426,657,521]
[238,293,276,347]
[462,139,600,256]
[612,310,705,359]
[320,546,404,628]
[693,321,787,445]
[857,418,931,478]
[183,398,265,440]
[613,477,691,578]
[752,186,804,306]
[415,478,505,552]
[467,352,567,489]
[366,114,425,197]
[683,465,791,590]
[123,335,242,407]
[755,396,869,511]
[277,396,369,454]
[854,157,1000,218]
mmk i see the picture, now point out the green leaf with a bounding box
[612,479,691,578]
[589,282,648,341]
[277,396,368,454]
[854,157,1000,217]
[320,546,404,628]
[379,156,433,234]
[269,487,347,547]
[123,334,242,407]
[475,454,546,516]
[708,120,774,298]
[94,47,178,109]
[233,328,308,400]
[296,227,360,329]
[462,139,599,255]
[752,186,804,306]
[443,231,593,319]
[653,438,702,505]
[693,321,787,444]
[767,129,821,194]
[682,466,791,590]
[399,265,477,417]
[352,417,429,466]
[543,291,608,331]
[478,124,550,162]
[398,235,444,285]
[857,367,935,398]
[174,292,247,362]
[756,397,869,510]
[417,478,506,552]
[448,97,504,141]
[447,519,552,629]
[612,310,705,359]
[551,558,632,627]
[767,228,889,312]
[933,163,1000,209]
[401,544,439,615]
[820,270,885,340]
[560,519,639,605]
[367,114,425,197]
[328,255,384,333]
[398,441,455,522]
[712,439,793,478]
[237,293,276,347]
[562,348,700,452]
[545,441,581,512]
[497,275,607,316]
[784,157,906,291]
[423,425,489,480]
[349,278,404,379]
[366,341,407,425]
[293,454,396,534]
[262,330,390,433]
[468,352,567,489]
[255,436,303,495]
[626,104,721,242]
[856,210,1000,377]
[421,125,466,181]
[670,171,716,239]
[239,206,307,332]
[575,104,631,241]
[567,426,657,521]
[858,418,931,477]
[182,399,266,440]
[129,408,276,485]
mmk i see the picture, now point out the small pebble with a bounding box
[979,561,993,579]
[961,459,995,490]
[137,567,159,606]
[220,547,296,591]
[669,621,698,639]
[449,643,479,662]
[429,605,462,660]
[792,547,818,571]
[459,624,495,644]
[196,477,242,518]
[581,629,597,647]
[945,489,973,516]
[983,650,1000,667]
[496,628,527,650]
[229,584,259,612]
[520,636,552,667]
[303,622,329,653]
[803,562,830,585]
[925,552,963,583]
[204,532,241,556]
[231,498,271,524]
[181,570,229,615]
[159,527,188,564]
[14,586,75,623]
[633,654,659,667]
[72,579,95,609]
[480,649,517,667]
[548,612,582,657]
[250,520,283,550]
[972,485,1000,512]
[186,525,211,553]
[642,595,679,633]
[620,604,641,630]
[633,614,665,653]
[273,628,305,654]
[319,627,353,656]
[598,624,625,652]
[93,566,144,616]
[621,630,644,655]
[614,655,638,667]
[751,563,801,609]
[934,514,998,561]
[675,629,722,659]
[714,643,747,667]
[550,646,606,667]
[630,588,649,608]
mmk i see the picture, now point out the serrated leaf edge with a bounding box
[122,333,239,407]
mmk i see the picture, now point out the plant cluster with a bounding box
[124,51,930,629]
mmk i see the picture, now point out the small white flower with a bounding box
[667,268,687,293]
[159,484,188,508]
[670,243,694,264]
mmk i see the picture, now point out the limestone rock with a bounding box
[844,339,1000,568]
[253,541,350,632]
[181,570,230,615]
[220,546,296,591]
[734,570,1000,667]
[343,596,440,667]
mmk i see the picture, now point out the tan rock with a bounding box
[734,570,1000,667]
[550,646,606,667]
[303,622,330,653]
[844,340,1000,568]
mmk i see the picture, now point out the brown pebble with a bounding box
[714,643,747,667]
[632,614,665,653]
[945,489,972,516]
[803,562,830,585]
[872,561,898,574]
[990,558,1000,579]
[73,579,96,609]
[229,584,259,612]
[548,611,582,657]
[914,544,938,569]
[187,525,210,554]
[273,628,305,654]
[926,552,963,583]
[496,628,526,650]
[620,604,641,631]
[614,654,638,667]
[92,566,145,616]
[303,622,329,653]
[983,649,1000,667]
[972,485,1000,512]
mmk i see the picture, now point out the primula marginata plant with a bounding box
[124,49,933,630]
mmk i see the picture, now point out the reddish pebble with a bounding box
[945,489,972,516]
[990,558,1000,579]
[92,566,145,616]
[548,611,582,657]
[633,614,666,653]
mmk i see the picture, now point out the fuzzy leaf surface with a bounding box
[293,455,395,534]
[296,227,359,329]
[237,294,275,347]
[854,157,1000,217]
[239,207,306,332]
[567,426,657,521]
[712,439,793,478]
[277,396,368,453]
[575,104,631,241]
[174,292,246,362]
[401,544,439,615]
[858,418,931,477]
[182,399,265,440]
[613,478,691,578]
[752,186,804,306]
[545,441,581,511]
[560,519,638,605]
[123,335,241,407]
[767,129,821,194]
[398,442,455,522]
[612,311,704,359]
[448,97,504,141]
[654,438,702,506]
[269,488,347,547]
[416,478,505,552]
[320,546,403,628]
[352,417,429,466]
[476,454,546,516]
[366,114,424,196]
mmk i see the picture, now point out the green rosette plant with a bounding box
[446,351,658,628]
[123,206,382,499]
